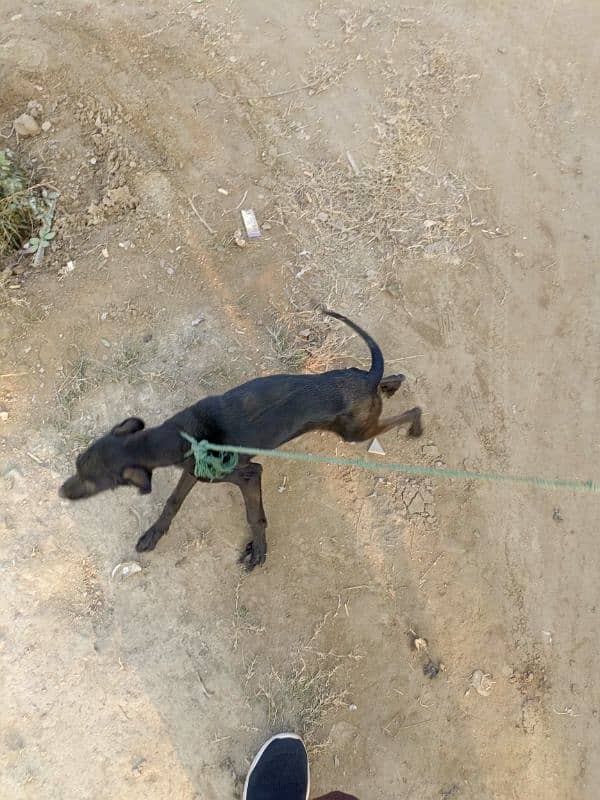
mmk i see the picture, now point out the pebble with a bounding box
[26,100,43,119]
[41,120,52,132]
[14,113,40,137]
[423,660,441,679]
[233,228,246,247]
[0,405,9,423]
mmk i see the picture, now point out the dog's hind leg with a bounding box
[226,462,268,570]
[136,471,198,552]
[371,406,423,438]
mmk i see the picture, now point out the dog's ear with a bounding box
[122,466,152,494]
[112,417,145,436]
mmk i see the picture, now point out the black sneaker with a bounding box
[243,733,310,800]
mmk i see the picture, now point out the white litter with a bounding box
[111,561,142,579]
[470,669,495,697]
[241,208,261,238]
[368,438,385,455]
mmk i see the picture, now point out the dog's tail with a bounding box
[321,308,384,385]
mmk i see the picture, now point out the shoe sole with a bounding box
[243,732,310,800]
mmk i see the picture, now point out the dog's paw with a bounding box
[136,526,163,552]
[238,538,267,571]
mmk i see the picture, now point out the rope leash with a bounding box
[180,434,598,493]
[180,432,238,480]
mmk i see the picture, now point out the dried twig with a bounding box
[188,196,216,235]
[252,80,321,99]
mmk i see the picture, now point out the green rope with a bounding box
[196,440,598,494]
[180,432,238,480]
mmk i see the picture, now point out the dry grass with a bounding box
[53,336,204,424]
[243,598,362,749]
[255,661,347,747]
[259,41,478,313]
[265,305,357,374]
[0,149,57,260]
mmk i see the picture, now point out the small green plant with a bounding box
[0,148,57,257]
[26,226,56,253]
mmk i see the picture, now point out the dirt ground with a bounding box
[1,1,599,798]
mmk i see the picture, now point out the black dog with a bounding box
[59,310,422,568]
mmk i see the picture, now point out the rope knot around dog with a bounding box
[180,432,239,480]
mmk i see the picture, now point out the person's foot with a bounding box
[243,733,309,800]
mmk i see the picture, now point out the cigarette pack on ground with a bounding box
[241,208,261,238]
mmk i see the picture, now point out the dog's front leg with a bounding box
[225,462,268,570]
[136,471,197,552]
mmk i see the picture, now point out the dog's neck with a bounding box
[124,424,188,469]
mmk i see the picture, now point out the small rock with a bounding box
[217,187,229,195]
[102,185,138,211]
[470,669,495,696]
[412,636,428,653]
[26,100,43,119]
[317,211,329,222]
[100,338,111,348]
[0,405,9,422]
[348,703,358,712]
[233,228,246,248]
[101,248,109,258]
[298,328,311,339]
[262,222,272,230]
[423,660,441,679]
[14,113,40,137]
[131,756,146,776]
[191,315,205,327]
[41,120,52,132]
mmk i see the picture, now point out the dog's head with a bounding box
[59,417,152,501]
